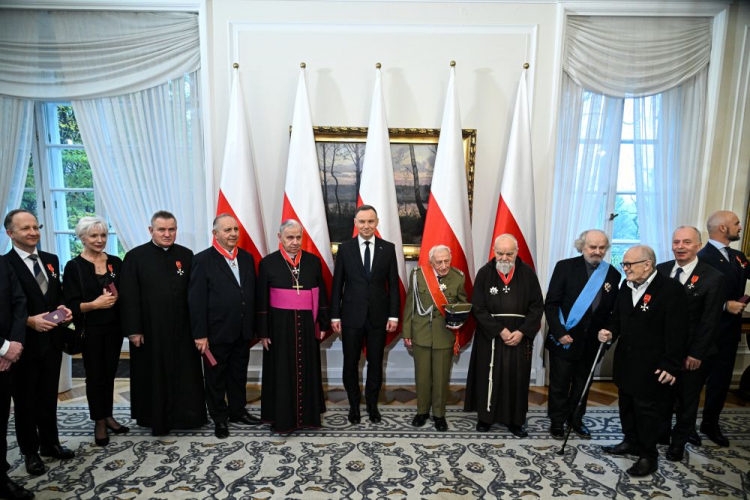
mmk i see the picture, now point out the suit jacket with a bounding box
[696,244,750,337]
[402,267,467,349]
[188,247,255,345]
[330,236,400,329]
[607,272,688,400]
[4,248,65,351]
[656,259,725,360]
[0,255,27,345]
[544,256,621,360]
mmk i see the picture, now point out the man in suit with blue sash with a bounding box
[544,229,621,439]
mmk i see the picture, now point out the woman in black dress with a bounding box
[63,216,129,446]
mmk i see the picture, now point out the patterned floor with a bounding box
[6,405,750,499]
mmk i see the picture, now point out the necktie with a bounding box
[28,254,48,294]
[723,246,731,261]
[364,241,371,280]
[674,267,683,284]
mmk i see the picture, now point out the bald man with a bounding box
[695,211,749,446]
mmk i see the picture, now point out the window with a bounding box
[27,103,124,269]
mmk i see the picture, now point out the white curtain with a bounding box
[0,11,199,100]
[565,16,711,98]
[633,70,708,262]
[0,96,34,252]
[73,71,208,251]
[548,74,624,266]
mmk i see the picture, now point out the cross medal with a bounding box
[503,286,510,294]
[640,303,649,311]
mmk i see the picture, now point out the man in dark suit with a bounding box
[696,211,749,446]
[331,205,400,424]
[598,245,687,477]
[656,226,724,461]
[188,214,260,439]
[3,209,74,477]
[544,229,620,439]
[0,254,33,499]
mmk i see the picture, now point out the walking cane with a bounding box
[557,341,606,456]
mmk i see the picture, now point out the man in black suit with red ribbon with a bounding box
[696,211,749,447]
[331,205,400,425]
[3,209,74,477]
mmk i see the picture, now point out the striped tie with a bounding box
[28,254,48,294]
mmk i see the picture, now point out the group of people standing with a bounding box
[0,204,747,499]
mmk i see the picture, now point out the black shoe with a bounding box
[687,429,702,447]
[23,454,45,476]
[627,458,657,476]
[39,445,74,460]
[700,422,729,447]
[657,432,671,446]
[550,423,565,439]
[106,424,130,434]
[507,424,528,438]
[214,422,229,439]
[229,410,262,426]
[666,444,685,462]
[434,417,448,432]
[348,407,361,425]
[367,406,382,424]
[94,434,109,447]
[573,424,591,439]
[476,420,491,432]
[601,442,640,456]
[731,388,750,402]
[411,413,429,427]
[0,480,34,499]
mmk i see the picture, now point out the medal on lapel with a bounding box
[176,261,184,275]
[737,256,748,269]
[687,275,698,290]
[604,282,612,293]
[640,293,651,312]
[489,286,498,296]
[46,263,57,279]
[108,264,116,279]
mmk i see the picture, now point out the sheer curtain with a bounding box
[73,71,207,251]
[0,96,34,251]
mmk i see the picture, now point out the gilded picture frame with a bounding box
[743,197,750,256]
[314,126,476,260]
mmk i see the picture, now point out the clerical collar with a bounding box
[672,257,699,279]
[627,269,657,291]
[280,244,300,267]
[151,240,170,251]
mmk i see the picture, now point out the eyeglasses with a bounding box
[620,260,647,270]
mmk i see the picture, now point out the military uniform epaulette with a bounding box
[449,267,464,277]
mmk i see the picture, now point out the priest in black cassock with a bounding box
[119,211,207,436]
[464,234,544,437]
[256,220,329,433]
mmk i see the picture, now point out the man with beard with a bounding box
[464,234,544,437]
[696,211,749,446]
[256,220,330,433]
[656,226,724,460]
[599,245,687,476]
[189,214,260,439]
[544,229,621,439]
[120,211,207,436]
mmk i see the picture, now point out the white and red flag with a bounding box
[489,69,536,269]
[216,66,267,270]
[281,65,335,307]
[355,65,407,347]
[418,64,475,349]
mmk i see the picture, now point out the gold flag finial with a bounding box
[450,60,456,67]
[376,62,381,69]
[523,63,530,69]
[300,62,306,69]
[232,63,239,69]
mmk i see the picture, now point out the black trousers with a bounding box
[619,390,667,461]
[342,318,386,409]
[203,336,249,424]
[82,325,122,421]
[547,354,592,426]
[12,343,62,455]
[739,334,750,392]
[660,365,706,448]
[702,330,740,426]
[0,370,11,483]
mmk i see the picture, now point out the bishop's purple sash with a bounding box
[269,287,321,339]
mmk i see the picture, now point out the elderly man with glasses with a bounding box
[598,245,688,477]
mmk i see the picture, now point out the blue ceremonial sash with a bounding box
[551,262,609,350]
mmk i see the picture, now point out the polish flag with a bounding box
[216,66,267,270]
[489,69,536,269]
[355,65,407,347]
[418,64,475,349]
[281,65,335,315]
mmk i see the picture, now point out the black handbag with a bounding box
[63,260,86,355]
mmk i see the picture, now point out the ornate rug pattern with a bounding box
[7,407,750,499]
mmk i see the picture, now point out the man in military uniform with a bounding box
[403,245,468,432]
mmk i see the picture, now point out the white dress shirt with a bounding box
[670,258,699,285]
[358,235,375,271]
[627,269,658,306]
[0,340,8,357]
[12,245,48,281]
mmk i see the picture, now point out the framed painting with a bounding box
[314,126,476,260]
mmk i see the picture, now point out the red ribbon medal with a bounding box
[213,239,237,260]
[496,265,515,293]
[46,263,56,278]
[176,261,184,275]
[737,256,747,268]
[279,243,301,267]
[108,264,115,278]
